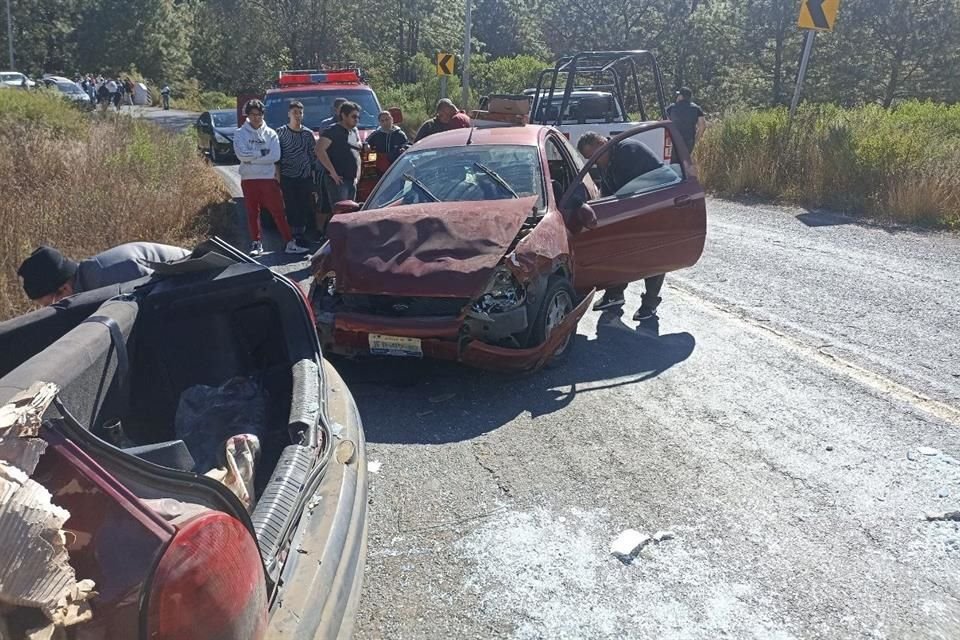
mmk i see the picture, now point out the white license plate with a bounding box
[368,334,423,358]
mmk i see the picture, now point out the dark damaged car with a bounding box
[0,239,366,639]
[310,122,707,371]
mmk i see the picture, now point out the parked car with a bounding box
[41,75,93,108]
[0,70,36,88]
[0,238,367,639]
[195,109,239,163]
[309,120,707,371]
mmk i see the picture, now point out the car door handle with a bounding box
[674,195,693,207]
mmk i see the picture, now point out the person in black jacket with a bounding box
[577,131,667,322]
[366,111,409,167]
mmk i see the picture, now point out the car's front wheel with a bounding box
[208,141,220,164]
[528,276,576,364]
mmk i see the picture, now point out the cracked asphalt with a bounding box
[143,107,960,638]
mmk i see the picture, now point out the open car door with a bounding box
[560,122,707,293]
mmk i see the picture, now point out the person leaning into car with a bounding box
[576,131,666,322]
[17,243,190,307]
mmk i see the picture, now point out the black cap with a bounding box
[17,246,78,300]
[677,87,693,99]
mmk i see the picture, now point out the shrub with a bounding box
[0,97,231,320]
[0,88,89,138]
[695,101,960,228]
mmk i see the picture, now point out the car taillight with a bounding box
[145,513,267,640]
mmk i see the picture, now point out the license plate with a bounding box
[368,334,423,358]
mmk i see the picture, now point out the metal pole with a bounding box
[440,75,447,100]
[789,30,816,119]
[5,0,13,70]
[461,0,472,109]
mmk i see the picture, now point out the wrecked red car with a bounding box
[0,239,366,639]
[310,121,707,371]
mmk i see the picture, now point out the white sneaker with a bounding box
[249,241,263,256]
[284,240,309,255]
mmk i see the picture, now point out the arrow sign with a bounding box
[436,53,454,76]
[798,0,840,31]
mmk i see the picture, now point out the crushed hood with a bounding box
[326,196,538,298]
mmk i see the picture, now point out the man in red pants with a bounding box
[233,99,308,256]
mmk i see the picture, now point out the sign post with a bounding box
[790,0,841,119]
[436,52,454,101]
[462,0,472,109]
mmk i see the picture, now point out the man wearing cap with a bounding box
[665,87,706,157]
[414,98,471,142]
[18,242,190,307]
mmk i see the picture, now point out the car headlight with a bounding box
[471,267,525,315]
[214,132,232,144]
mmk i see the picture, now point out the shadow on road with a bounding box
[338,310,696,445]
[796,211,858,228]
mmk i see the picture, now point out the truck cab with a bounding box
[530,50,674,162]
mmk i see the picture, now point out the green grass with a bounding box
[0,88,89,137]
[695,102,960,228]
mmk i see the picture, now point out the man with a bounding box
[665,87,706,158]
[18,243,190,307]
[316,101,363,204]
[233,99,307,256]
[317,97,347,131]
[160,84,171,110]
[276,101,318,246]
[366,110,409,171]
[414,98,470,142]
[577,131,666,321]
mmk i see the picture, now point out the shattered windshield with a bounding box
[367,145,544,209]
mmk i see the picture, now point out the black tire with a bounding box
[208,141,219,164]
[528,276,576,365]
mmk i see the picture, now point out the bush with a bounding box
[695,101,960,228]
[0,94,232,320]
[0,88,89,138]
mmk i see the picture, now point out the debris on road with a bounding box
[610,529,651,562]
[925,511,960,522]
[907,451,918,461]
[653,530,676,542]
[918,447,941,456]
[826,445,834,451]
[369,460,383,474]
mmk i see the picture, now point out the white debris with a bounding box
[330,422,344,438]
[653,530,676,543]
[610,529,651,561]
[205,434,260,512]
[368,460,383,474]
[918,447,941,456]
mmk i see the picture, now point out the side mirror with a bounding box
[333,200,362,215]
[388,107,403,124]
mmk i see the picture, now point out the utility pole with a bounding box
[461,0,471,109]
[5,0,13,70]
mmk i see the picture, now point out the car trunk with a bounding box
[0,256,329,636]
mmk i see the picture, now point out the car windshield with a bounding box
[211,111,236,127]
[56,82,83,94]
[264,89,381,131]
[367,145,544,210]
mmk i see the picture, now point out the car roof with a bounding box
[412,125,548,150]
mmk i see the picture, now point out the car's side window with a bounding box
[545,136,575,203]
[591,125,684,201]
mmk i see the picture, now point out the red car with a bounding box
[310,120,707,371]
[0,239,366,639]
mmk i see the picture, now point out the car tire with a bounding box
[528,276,576,365]
[208,141,219,164]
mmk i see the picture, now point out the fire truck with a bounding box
[238,68,402,207]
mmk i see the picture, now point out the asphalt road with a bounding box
[142,106,960,638]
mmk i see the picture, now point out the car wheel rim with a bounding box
[545,290,573,355]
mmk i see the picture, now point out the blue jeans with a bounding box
[323,175,357,208]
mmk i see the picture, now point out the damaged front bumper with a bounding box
[317,291,595,372]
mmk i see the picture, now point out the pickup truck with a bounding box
[529,50,674,162]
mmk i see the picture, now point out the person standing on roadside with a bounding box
[577,131,667,322]
[366,110,409,171]
[277,100,318,247]
[414,98,470,142]
[317,97,347,132]
[315,101,362,205]
[106,78,119,110]
[160,84,171,110]
[234,99,307,257]
[665,87,706,159]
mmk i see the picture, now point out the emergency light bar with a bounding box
[277,69,363,86]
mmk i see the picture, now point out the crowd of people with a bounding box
[237,96,471,257]
[73,75,138,111]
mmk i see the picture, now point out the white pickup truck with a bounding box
[528,50,674,162]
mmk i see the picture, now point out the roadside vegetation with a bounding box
[695,102,960,228]
[0,90,231,321]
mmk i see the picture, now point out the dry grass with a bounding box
[695,102,960,229]
[0,92,231,320]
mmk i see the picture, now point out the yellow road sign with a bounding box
[436,53,454,76]
[798,0,840,31]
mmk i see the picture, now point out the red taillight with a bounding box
[146,513,267,640]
